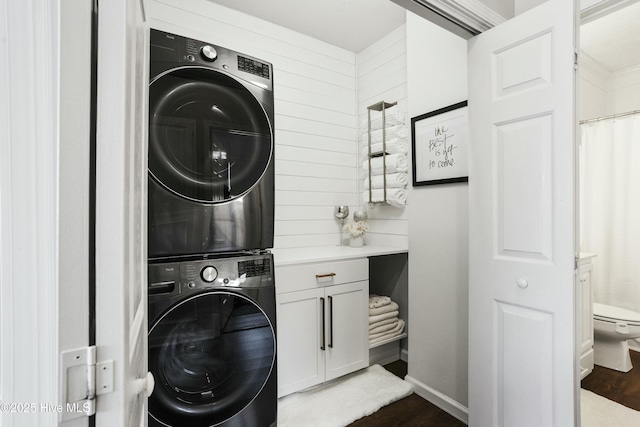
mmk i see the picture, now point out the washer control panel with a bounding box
[238,257,271,277]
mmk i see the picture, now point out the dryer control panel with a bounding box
[148,253,274,296]
[150,29,273,91]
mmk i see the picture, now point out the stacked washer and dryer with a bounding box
[147,29,277,427]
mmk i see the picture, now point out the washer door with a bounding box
[148,291,275,427]
[149,67,272,203]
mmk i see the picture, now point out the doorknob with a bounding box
[135,371,155,397]
[517,279,529,289]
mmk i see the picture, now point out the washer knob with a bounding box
[201,266,218,283]
[200,45,218,62]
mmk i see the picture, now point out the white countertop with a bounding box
[271,245,408,266]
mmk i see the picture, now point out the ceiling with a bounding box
[580,0,640,72]
[206,0,406,53]
[207,0,640,72]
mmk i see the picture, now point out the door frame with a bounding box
[1,0,92,426]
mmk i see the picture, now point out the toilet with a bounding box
[593,302,640,372]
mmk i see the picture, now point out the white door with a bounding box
[95,0,151,425]
[468,1,577,426]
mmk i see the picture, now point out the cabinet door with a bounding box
[325,280,369,381]
[579,262,594,378]
[276,288,325,397]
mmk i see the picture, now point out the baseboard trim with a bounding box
[404,375,469,424]
[401,348,408,362]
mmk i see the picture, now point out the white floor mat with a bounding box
[582,389,640,427]
[278,364,413,427]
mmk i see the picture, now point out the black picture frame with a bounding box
[411,101,469,186]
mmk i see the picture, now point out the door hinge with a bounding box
[574,50,579,70]
[60,346,114,422]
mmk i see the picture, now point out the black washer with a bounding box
[148,253,277,427]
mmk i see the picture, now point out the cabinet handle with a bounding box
[320,297,326,351]
[316,272,336,279]
[328,295,334,349]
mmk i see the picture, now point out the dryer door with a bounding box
[149,67,272,203]
[148,291,276,427]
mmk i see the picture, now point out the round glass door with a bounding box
[149,67,272,203]
[148,291,275,427]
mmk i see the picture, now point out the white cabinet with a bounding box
[579,253,596,379]
[276,259,369,397]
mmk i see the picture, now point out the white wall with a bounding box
[579,53,640,120]
[606,65,640,114]
[579,53,608,120]
[405,11,469,422]
[514,0,545,15]
[481,0,514,18]
[356,25,409,248]
[356,26,410,355]
[149,0,359,250]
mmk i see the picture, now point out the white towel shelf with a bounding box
[364,101,408,207]
[369,332,407,350]
[366,101,396,205]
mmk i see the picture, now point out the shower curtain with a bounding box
[580,115,640,312]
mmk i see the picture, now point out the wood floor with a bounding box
[348,351,640,427]
[347,360,466,427]
[581,349,640,411]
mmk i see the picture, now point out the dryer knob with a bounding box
[201,266,218,283]
[200,45,218,62]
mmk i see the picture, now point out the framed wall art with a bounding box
[411,101,469,186]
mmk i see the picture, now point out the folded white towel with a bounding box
[363,125,408,145]
[363,189,407,208]
[364,173,408,190]
[361,138,409,157]
[362,105,405,131]
[369,319,404,340]
[362,153,408,175]
[369,301,399,317]
[369,310,399,324]
[369,295,391,309]
[369,320,406,344]
[368,317,398,331]
[369,319,399,335]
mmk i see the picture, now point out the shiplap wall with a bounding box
[149,0,408,250]
[356,26,409,248]
[150,0,358,250]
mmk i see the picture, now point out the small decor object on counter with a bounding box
[334,205,350,246]
[353,210,368,222]
[343,220,368,247]
[350,235,364,247]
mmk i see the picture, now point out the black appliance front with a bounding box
[148,29,275,259]
[148,253,277,427]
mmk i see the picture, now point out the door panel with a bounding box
[498,302,554,426]
[95,0,150,425]
[496,114,553,260]
[468,1,577,426]
[494,31,553,97]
